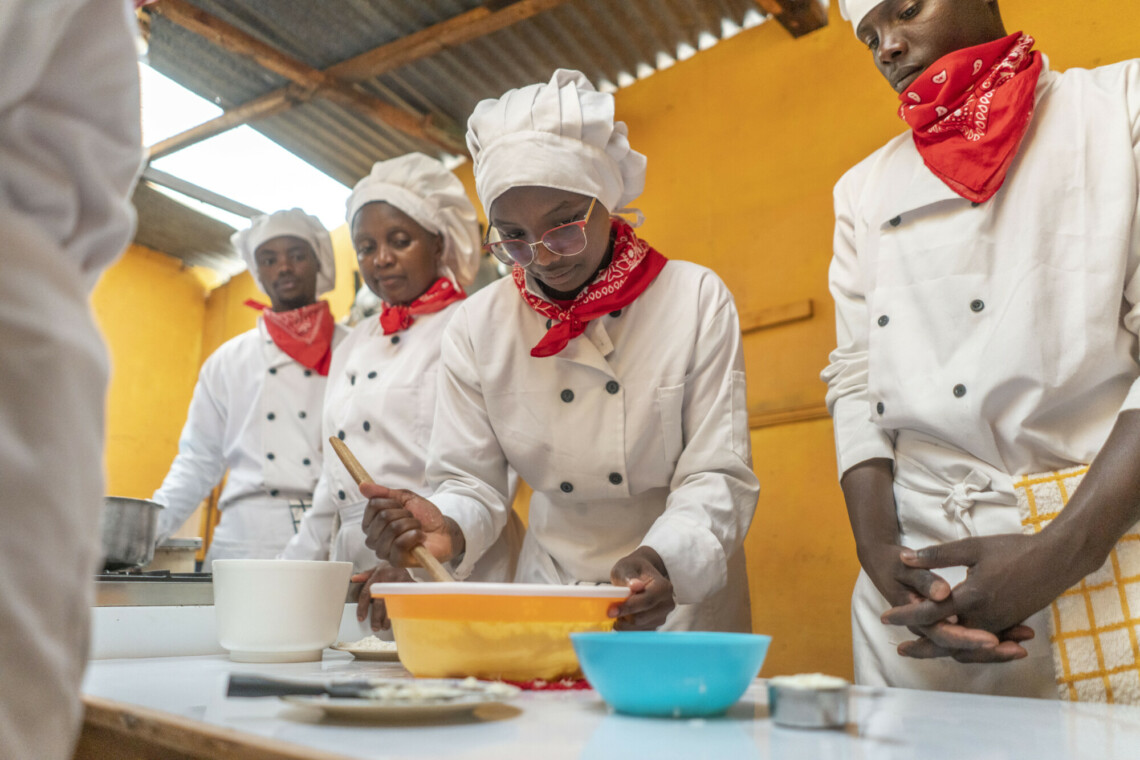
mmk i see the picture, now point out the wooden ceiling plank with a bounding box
[144,0,571,160]
[148,0,464,156]
[752,0,828,37]
[327,0,573,83]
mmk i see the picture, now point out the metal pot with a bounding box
[101,496,165,571]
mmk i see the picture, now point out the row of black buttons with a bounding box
[267,411,308,420]
[268,367,315,376]
[544,309,623,330]
[888,201,984,228]
[878,300,984,329]
[559,472,624,493]
[876,383,969,415]
[560,381,621,402]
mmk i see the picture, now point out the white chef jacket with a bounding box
[428,260,759,632]
[823,58,1140,695]
[282,303,520,580]
[0,2,141,759]
[153,316,347,567]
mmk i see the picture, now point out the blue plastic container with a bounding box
[570,631,772,718]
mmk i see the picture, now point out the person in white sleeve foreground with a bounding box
[152,209,347,567]
[0,1,142,757]
[281,154,520,630]
[824,0,1140,697]
[359,70,759,632]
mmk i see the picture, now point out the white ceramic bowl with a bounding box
[213,559,352,663]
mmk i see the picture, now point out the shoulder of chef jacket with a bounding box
[822,57,1140,479]
[426,260,760,607]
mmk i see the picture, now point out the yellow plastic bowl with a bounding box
[371,582,630,681]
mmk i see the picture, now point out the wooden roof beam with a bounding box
[144,0,573,161]
[147,0,466,158]
[752,0,828,38]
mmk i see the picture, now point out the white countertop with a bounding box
[81,651,1140,760]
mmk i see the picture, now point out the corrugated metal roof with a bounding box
[143,0,764,186]
[137,0,768,274]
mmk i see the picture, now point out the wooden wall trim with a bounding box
[748,401,829,429]
[739,298,813,335]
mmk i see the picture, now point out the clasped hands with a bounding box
[869,532,1067,663]
[357,482,676,631]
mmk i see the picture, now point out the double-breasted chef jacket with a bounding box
[153,316,348,567]
[428,260,759,632]
[823,58,1140,696]
[282,303,520,580]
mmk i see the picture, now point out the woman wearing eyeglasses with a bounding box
[360,69,759,632]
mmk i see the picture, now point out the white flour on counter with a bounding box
[338,635,397,652]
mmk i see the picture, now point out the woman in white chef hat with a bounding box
[153,208,348,566]
[360,70,759,632]
[281,154,521,630]
[824,0,1140,698]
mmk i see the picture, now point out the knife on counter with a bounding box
[227,674,379,699]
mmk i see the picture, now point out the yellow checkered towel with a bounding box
[1015,466,1140,704]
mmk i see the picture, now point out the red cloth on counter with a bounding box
[898,32,1042,203]
[245,299,336,376]
[379,277,466,336]
[512,218,667,358]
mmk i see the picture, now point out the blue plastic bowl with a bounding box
[570,631,772,718]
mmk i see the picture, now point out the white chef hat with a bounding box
[232,208,336,296]
[837,0,881,29]
[344,153,481,289]
[466,68,648,225]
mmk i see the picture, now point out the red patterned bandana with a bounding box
[513,218,668,358]
[246,299,336,376]
[898,32,1042,203]
[379,277,466,336]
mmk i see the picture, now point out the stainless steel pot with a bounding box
[101,496,165,571]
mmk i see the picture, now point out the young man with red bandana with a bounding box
[823,0,1140,697]
[152,209,347,567]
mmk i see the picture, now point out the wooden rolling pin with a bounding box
[328,436,454,583]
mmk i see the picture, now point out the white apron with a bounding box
[850,433,1056,697]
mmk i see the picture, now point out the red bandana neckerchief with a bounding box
[898,32,1042,203]
[513,218,668,358]
[244,299,336,376]
[379,277,466,336]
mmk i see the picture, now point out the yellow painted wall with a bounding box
[93,244,211,499]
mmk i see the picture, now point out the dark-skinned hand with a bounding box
[359,482,463,568]
[350,564,413,632]
[882,533,1069,644]
[860,541,1020,660]
[609,546,674,631]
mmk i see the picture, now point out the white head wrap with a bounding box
[838,0,883,30]
[466,68,648,225]
[232,208,335,296]
[344,153,481,289]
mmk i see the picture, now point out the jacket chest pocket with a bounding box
[654,383,685,469]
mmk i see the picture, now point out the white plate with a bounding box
[330,643,400,662]
[281,679,520,720]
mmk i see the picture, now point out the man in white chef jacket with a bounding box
[152,209,348,567]
[824,0,1140,696]
[0,2,142,758]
